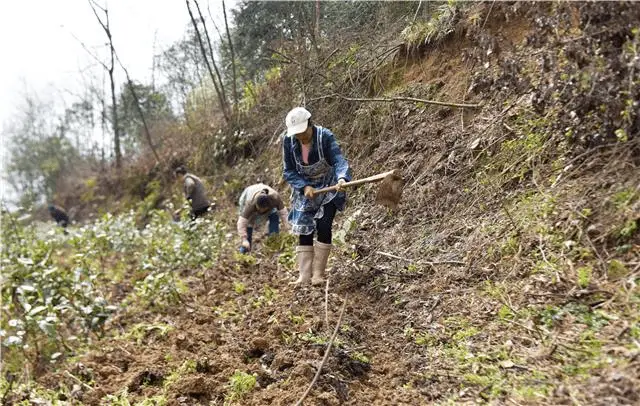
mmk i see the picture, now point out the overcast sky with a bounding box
[0,0,236,203]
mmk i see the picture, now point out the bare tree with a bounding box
[222,0,239,110]
[114,55,162,166]
[186,0,231,123]
[194,0,228,106]
[208,5,257,104]
[88,0,122,171]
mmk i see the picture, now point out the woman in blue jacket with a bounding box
[282,107,352,286]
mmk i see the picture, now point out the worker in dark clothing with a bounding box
[48,204,69,234]
[174,166,211,220]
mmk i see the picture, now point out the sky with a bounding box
[0,0,236,204]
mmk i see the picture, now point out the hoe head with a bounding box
[375,169,404,210]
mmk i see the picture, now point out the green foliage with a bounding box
[401,2,459,50]
[117,82,173,155]
[233,250,257,267]
[225,370,256,404]
[1,211,117,374]
[251,285,277,308]
[5,97,81,206]
[0,206,226,379]
[239,66,282,113]
[498,304,515,321]
[289,313,305,325]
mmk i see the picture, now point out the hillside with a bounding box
[2,2,639,405]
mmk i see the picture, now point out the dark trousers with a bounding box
[299,202,337,246]
[239,211,280,253]
[190,206,209,220]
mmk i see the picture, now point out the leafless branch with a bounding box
[308,93,481,109]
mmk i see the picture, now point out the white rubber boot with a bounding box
[294,246,314,285]
[311,241,331,286]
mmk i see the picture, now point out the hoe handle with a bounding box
[313,170,396,195]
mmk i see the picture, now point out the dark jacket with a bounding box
[48,205,69,226]
[183,174,210,211]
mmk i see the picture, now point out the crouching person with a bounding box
[174,166,211,220]
[237,184,289,253]
[48,204,70,235]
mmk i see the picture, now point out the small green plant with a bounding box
[251,285,277,308]
[403,325,415,339]
[299,331,327,345]
[576,266,592,288]
[617,219,637,240]
[611,188,637,210]
[233,281,246,295]
[415,332,437,346]
[481,280,507,300]
[289,313,305,325]
[225,371,256,404]
[121,323,174,345]
[233,251,257,266]
[164,360,197,389]
[608,260,629,280]
[350,351,371,363]
[452,327,479,341]
[498,304,515,321]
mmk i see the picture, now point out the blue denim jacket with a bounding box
[282,126,352,191]
[282,125,352,235]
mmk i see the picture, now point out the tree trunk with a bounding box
[222,0,239,112]
[187,0,230,124]
[109,63,121,170]
[88,0,122,170]
[120,70,161,166]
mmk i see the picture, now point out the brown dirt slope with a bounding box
[36,2,639,405]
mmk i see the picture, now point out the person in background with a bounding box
[237,183,289,253]
[48,204,69,235]
[282,107,352,286]
[174,166,211,220]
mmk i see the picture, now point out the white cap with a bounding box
[285,107,311,136]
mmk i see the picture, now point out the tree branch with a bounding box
[68,31,108,71]
[308,93,481,109]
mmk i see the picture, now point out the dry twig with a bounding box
[64,371,93,391]
[294,296,348,406]
[325,278,330,330]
